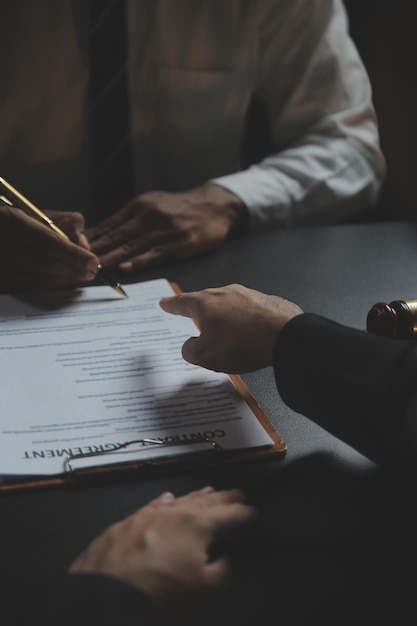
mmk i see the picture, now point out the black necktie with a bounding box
[89,0,134,221]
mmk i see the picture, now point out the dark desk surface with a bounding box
[3,221,417,625]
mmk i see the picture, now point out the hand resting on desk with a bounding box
[69,486,255,625]
[0,203,99,292]
[85,183,247,274]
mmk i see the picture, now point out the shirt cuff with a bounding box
[211,167,292,230]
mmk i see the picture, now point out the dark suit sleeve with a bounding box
[273,313,417,469]
[16,574,155,626]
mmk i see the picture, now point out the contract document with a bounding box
[0,279,285,489]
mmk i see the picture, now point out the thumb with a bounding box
[181,336,202,365]
[201,556,230,587]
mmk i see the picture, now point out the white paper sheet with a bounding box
[0,279,274,477]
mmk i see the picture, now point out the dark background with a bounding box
[343,0,417,221]
[244,0,417,223]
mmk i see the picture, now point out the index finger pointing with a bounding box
[159,293,201,319]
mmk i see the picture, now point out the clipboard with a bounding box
[0,281,286,492]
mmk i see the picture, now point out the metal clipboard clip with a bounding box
[63,436,224,478]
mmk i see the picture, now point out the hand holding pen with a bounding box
[0,177,127,296]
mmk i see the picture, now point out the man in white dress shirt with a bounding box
[0,0,385,292]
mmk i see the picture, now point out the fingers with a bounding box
[159,292,201,320]
[48,210,88,246]
[0,206,99,291]
[166,486,257,533]
[18,223,98,276]
[93,233,198,273]
[85,202,159,258]
[177,485,248,506]
[155,491,176,504]
[85,188,233,272]
[141,486,255,525]
[149,485,249,509]
[85,206,130,244]
[116,240,181,273]
[58,218,90,250]
[89,229,185,271]
[159,287,240,320]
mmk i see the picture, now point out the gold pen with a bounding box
[0,176,127,297]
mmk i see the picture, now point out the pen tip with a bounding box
[94,263,128,297]
[114,283,128,298]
